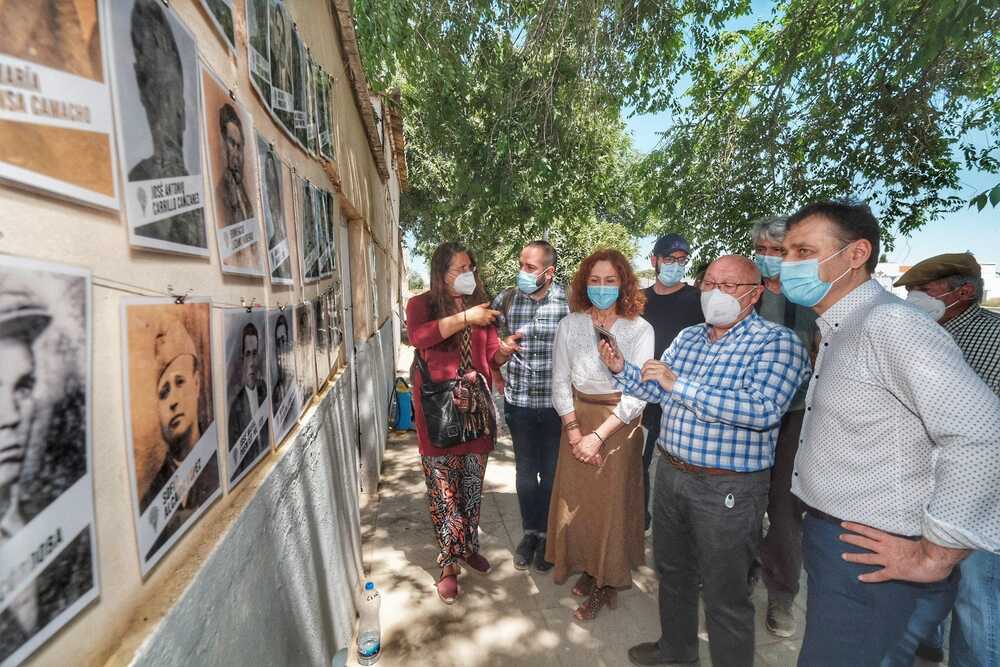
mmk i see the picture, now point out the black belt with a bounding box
[804,505,921,540]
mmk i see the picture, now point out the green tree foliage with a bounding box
[641,1,1000,260]
[352,0,743,292]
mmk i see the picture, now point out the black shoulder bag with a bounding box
[413,326,495,448]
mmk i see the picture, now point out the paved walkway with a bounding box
[357,347,808,666]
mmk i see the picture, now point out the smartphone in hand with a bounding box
[593,323,622,358]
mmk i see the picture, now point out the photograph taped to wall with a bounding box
[298,178,320,284]
[267,308,299,446]
[108,0,208,257]
[312,297,330,386]
[121,298,220,576]
[198,0,235,53]
[0,1,119,212]
[223,308,271,490]
[245,0,270,107]
[315,66,333,161]
[0,256,97,667]
[324,286,342,352]
[316,186,333,279]
[256,133,292,285]
[200,63,265,277]
[293,301,315,406]
[292,37,312,152]
[267,0,294,134]
[323,190,337,278]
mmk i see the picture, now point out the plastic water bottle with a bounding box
[357,581,381,665]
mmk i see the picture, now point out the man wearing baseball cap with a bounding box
[639,233,704,530]
[897,252,1000,665]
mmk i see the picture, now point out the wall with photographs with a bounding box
[0,1,403,666]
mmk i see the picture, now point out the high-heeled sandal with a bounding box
[573,586,618,621]
[571,572,595,597]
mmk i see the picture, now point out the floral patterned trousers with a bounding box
[420,453,488,568]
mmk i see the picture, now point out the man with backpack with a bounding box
[492,240,569,571]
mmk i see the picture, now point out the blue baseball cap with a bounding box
[652,233,691,257]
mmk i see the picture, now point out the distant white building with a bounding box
[874,260,1000,301]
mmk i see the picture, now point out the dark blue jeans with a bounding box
[503,401,561,534]
[799,514,958,666]
[951,550,1000,666]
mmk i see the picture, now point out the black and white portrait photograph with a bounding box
[108,0,208,257]
[312,297,330,387]
[256,133,293,285]
[223,308,271,489]
[0,0,119,211]
[267,308,299,447]
[323,286,342,353]
[268,0,294,131]
[198,0,235,52]
[291,30,311,150]
[315,187,334,279]
[245,0,270,107]
[293,301,315,406]
[0,256,97,667]
[298,179,321,284]
[122,299,220,576]
[314,65,334,161]
[201,64,265,277]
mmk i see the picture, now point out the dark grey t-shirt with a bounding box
[640,284,704,429]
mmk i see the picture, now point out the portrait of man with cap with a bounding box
[897,252,1000,665]
[126,301,220,563]
[0,258,95,665]
[638,232,703,530]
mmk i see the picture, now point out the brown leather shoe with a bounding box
[573,585,618,621]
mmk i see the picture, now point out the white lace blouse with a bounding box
[551,312,655,423]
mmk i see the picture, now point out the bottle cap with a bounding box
[364,581,375,590]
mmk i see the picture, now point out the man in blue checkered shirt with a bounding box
[491,240,569,573]
[600,255,810,667]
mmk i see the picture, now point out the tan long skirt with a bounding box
[544,390,645,589]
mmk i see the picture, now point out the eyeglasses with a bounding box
[656,256,689,266]
[447,265,477,275]
[701,280,758,295]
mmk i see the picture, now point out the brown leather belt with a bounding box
[665,453,741,477]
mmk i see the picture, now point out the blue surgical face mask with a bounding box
[754,254,783,279]
[587,285,619,310]
[657,262,685,287]
[779,244,853,307]
[517,269,546,295]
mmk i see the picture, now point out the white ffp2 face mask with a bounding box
[700,288,754,326]
[905,289,958,321]
[452,271,477,296]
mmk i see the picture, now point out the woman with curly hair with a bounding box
[544,248,654,620]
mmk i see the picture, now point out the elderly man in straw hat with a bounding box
[896,252,1000,666]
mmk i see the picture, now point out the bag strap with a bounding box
[459,325,473,373]
[413,346,432,380]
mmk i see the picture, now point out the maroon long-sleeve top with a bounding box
[406,291,500,457]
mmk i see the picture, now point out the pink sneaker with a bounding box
[436,571,459,604]
[462,551,492,575]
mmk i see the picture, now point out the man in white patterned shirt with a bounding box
[896,252,1000,666]
[780,200,1000,665]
